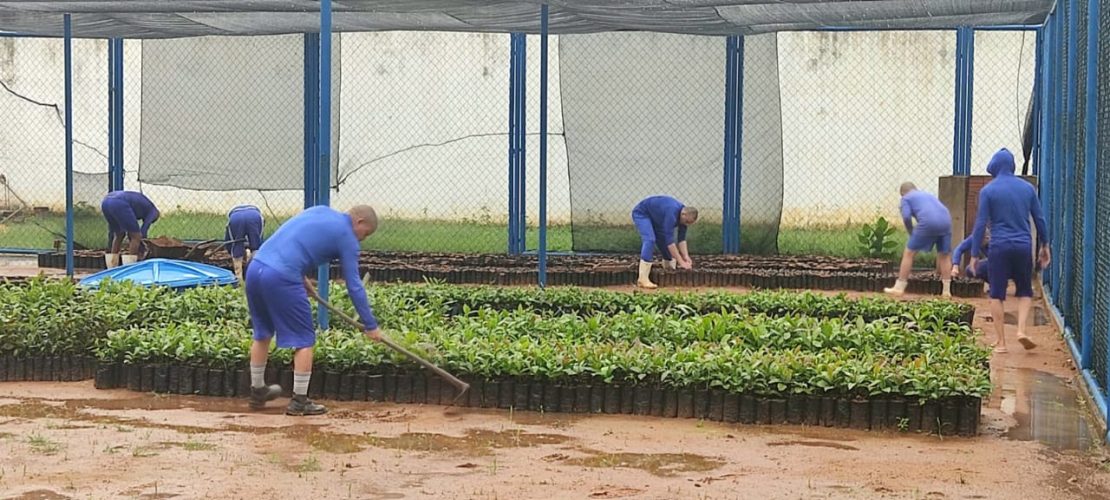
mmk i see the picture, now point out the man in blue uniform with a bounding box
[970,148,1050,352]
[884,182,953,297]
[225,205,264,282]
[245,205,382,416]
[631,195,698,289]
[951,232,990,280]
[100,190,160,268]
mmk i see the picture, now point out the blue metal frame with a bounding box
[538,4,549,287]
[951,27,974,176]
[1031,27,1044,177]
[63,13,73,277]
[1060,0,1079,323]
[1079,0,1099,370]
[107,38,124,192]
[304,33,320,210]
[722,36,744,254]
[316,0,332,329]
[508,33,527,255]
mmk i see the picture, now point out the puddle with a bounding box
[4,491,72,500]
[1002,307,1049,327]
[996,368,1096,452]
[766,439,859,451]
[564,448,726,477]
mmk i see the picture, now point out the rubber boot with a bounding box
[663,259,677,270]
[121,254,138,266]
[248,384,283,410]
[637,260,657,289]
[883,279,908,296]
[941,279,952,298]
[104,253,119,269]
[286,395,327,416]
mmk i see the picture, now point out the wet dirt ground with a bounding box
[2,269,1110,498]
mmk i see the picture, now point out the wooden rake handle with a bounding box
[306,287,470,396]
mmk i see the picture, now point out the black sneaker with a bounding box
[286,395,327,416]
[248,384,282,410]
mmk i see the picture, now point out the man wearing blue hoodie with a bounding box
[884,182,953,297]
[631,195,699,289]
[951,232,990,280]
[969,148,1050,352]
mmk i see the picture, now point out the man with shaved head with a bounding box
[884,182,954,297]
[243,204,382,416]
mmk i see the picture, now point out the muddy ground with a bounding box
[2,261,1110,498]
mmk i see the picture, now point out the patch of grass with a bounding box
[27,434,63,456]
[292,456,322,473]
[182,440,217,452]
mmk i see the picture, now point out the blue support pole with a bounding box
[507,33,527,255]
[962,29,975,176]
[1032,27,1044,177]
[111,38,124,191]
[722,36,744,254]
[1080,0,1100,369]
[538,4,549,287]
[304,33,320,209]
[517,35,527,254]
[1061,0,1079,322]
[316,0,332,329]
[63,14,74,277]
[1040,19,1055,289]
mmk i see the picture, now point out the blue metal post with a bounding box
[1032,27,1044,177]
[508,33,527,255]
[722,36,744,254]
[111,38,124,191]
[317,0,332,329]
[1080,0,1100,369]
[952,28,966,175]
[538,4,549,287]
[1039,20,1054,289]
[517,35,527,254]
[63,14,74,277]
[962,29,975,176]
[1061,0,1079,320]
[304,33,320,209]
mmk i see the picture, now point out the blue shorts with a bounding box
[907,231,951,253]
[246,261,315,349]
[226,206,263,259]
[101,196,141,236]
[987,243,1034,300]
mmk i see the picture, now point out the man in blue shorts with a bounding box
[245,205,382,416]
[631,195,698,289]
[225,205,264,282]
[970,148,1050,353]
[884,182,953,297]
[100,190,160,268]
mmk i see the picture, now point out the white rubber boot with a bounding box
[104,253,119,269]
[941,279,952,298]
[121,254,138,266]
[637,260,657,289]
[883,279,908,296]
[663,259,676,270]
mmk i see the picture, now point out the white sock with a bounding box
[293,372,311,396]
[942,279,952,295]
[250,364,266,388]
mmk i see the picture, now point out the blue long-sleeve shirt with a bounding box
[951,236,988,265]
[252,206,378,330]
[899,190,951,235]
[107,191,159,236]
[633,195,688,246]
[970,148,1048,253]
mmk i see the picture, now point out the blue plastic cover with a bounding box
[78,258,238,290]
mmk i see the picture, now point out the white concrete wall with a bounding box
[0,31,1033,226]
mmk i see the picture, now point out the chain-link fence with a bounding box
[2,29,1037,264]
[1040,0,1110,416]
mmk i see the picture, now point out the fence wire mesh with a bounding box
[1093,1,1110,400]
[1068,0,1089,343]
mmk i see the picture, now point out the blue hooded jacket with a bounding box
[970,148,1048,253]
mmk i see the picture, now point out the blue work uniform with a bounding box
[631,196,688,262]
[900,190,952,253]
[225,205,264,259]
[951,236,989,279]
[101,191,158,238]
[246,206,377,349]
[970,148,1049,300]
